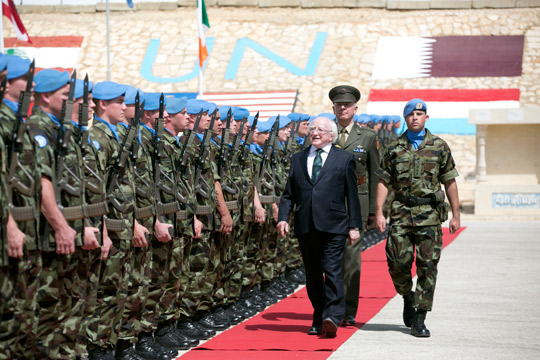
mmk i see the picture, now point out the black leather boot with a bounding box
[154,323,191,350]
[411,309,430,337]
[135,333,175,360]
[114,340,145,360]
[88,345,115,360]
[177,319,215,340]
[403,291,415,327]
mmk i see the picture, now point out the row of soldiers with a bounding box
[0,53,314,360]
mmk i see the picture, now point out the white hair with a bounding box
[311,117,338,144]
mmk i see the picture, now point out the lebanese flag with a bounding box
[4,36,83,73]
[197,0,210,68]
[372,36,524,79]
[366,89,520,135]
[2,0,31,42]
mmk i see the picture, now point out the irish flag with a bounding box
[197,0,210,68]
[366,89,520,135]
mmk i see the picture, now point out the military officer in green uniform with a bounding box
[375,98,460,338]
[329,85,380,327]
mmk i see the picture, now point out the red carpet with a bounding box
[179,227,465,359]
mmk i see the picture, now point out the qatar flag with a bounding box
[372,36,525,79]
[366,89,520,135]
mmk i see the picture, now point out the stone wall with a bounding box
[15,0,540,14]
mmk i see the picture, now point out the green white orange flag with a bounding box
[197,0,209,68]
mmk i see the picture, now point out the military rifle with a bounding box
[238,112,258,165]
[255,118,279,194]
[178,109,203,171]
[228,117,245,164]
[217,107,232,178]
[7,59,36,222]
[106,100,144,212]
[153,93,178,237]
[193,108,217,200]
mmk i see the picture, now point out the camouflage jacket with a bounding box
[0,103,41,251]
[27,107,84,249]
[376,129,458,226]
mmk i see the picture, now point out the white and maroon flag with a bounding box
[2,0,31,42]
[4,36,83,72]
[372,36,525,79]
[366,89,520,135]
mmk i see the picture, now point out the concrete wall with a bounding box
[14,0,540,13]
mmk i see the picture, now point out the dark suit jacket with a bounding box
[340,123,380,225]
[278,145,362,237]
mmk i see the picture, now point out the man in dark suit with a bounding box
[277,117,362,338]
[330,85,380,326]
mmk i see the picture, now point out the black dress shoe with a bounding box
[403,291,416,328]
[411,309,430,337]
[340,314,356,326]
[88,347,115,360]
[230,302,256,318]
[135,336,175,360]
[115,346,146,360]
[307,326,322,335]
[212,308,237,326]
[154,324,191,350]
[240,297,265,312]
[177,320,214,340]
[198,314,229,330]
[322,318,338,338]
[173,328,200,347]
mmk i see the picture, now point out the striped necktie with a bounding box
[311,148,323,182]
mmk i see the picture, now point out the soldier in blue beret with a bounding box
[375,98,460,338]
[166,96,188,136]
[123,86,144,124]
[0,53,7,83]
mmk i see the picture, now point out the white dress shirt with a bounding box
[307,143,332,179]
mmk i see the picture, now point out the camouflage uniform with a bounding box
[162,129,195,322]
[0,102,42,359]
[77,125,107,356]
[27,108,87,360]
[376,129,458,311]
[86,117,135,352]
[116,123,152,344]
[283,140,303,272]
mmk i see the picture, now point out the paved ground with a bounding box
[329,220,540,359]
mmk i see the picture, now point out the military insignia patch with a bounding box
[34,135,48,148]
[415,102,423,109]
[92,140,101,150]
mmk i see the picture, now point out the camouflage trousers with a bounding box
[119,242,151,342]
[385,224,443,311]
[274,228,288,278]
[176,234,192,319]
[33,248,86,360]
[87,232,132,351]
[76,248,102,356]
[157,234,186,324]
[0,250,41,360]
[182,231,217,317]
[241,221,261,291]
[261,220,278,284]
[225,221,246,304]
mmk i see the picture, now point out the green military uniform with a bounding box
[27,107,87,360]
[376,129,458,311]
[86,117,135,352]
[0,102,42,359]
[338,122,380,320]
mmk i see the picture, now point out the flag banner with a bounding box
[4,36,84,72]
[197,0,210,68]
[372,36,524,79]
[201,90,298,122]
[126,0,133,8]
[2,0,31,42]
[366,89,520,135]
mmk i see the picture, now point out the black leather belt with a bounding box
[395,194,435,207]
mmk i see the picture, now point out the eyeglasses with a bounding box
[309,127,331,134]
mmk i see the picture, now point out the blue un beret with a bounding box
[391,115,402,123]
[73,79,94,99]
[186,99,207,115]
[166,97,187,114]
[143,93,166,111]
[232,107,246,121]
[124,86,144,105]
[93,81,127,100]
[257,118,275,133]
[6,55,31,80]
[219,105,232,119]
[0,54,7,72]
[34,69,70,93]
[277,115,291,130]
[403,98,427,118]
[318,113,337,123]
[357,113,370,123]
[247,115,256,127]
[207,102,218,116]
